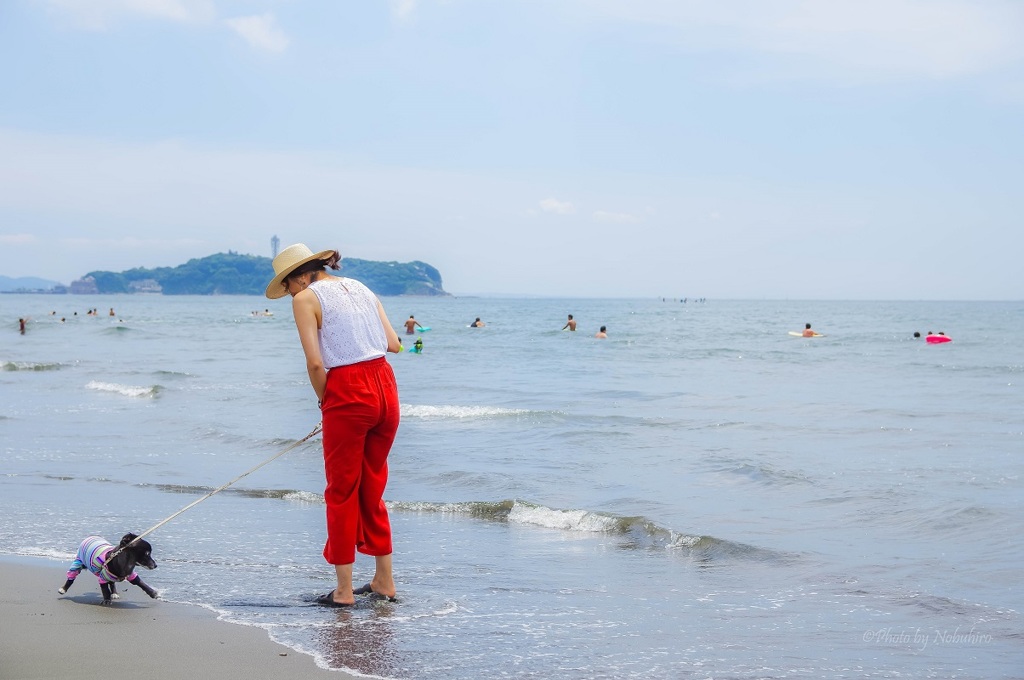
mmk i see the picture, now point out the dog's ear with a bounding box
[120,533,139,546]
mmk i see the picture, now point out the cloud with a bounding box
[592,210,639,224]
[582,0,1024,82]
[539,198,576,215]
[40,0,215,29]
[0,233,37,245]
[390,0,418,21]
[225,13,290,53]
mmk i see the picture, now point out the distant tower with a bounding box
[271,235,280,259]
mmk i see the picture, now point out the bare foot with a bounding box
[369,579,396,599]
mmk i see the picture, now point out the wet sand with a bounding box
[0,555,353,680]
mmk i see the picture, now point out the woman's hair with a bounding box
[285,251,340,282]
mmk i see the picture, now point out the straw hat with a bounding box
[265,243,337,299]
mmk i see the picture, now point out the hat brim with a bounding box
[265,250,338,299]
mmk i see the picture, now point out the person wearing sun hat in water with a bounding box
[267,243,403,606]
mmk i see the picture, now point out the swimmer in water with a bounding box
[404,315,424,334]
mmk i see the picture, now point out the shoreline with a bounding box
[0,554,353,680]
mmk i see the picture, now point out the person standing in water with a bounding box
[595,325,607,338]
[404,315,424,335]
[562,314,577,331]
[266,243,402,606]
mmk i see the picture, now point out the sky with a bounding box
[1,0,1022,299]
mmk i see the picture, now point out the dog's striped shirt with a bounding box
[67,536,139,584]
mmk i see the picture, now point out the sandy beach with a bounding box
[0,556,353,680]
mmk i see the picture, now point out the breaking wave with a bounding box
[86,381,161,398]
[388,499,792,561]
[401,404,536,420]
[53,476,793,564]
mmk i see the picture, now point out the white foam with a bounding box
[85,381,159,398]
[668,533,703,548]
[282,490,324,504]
[388,501,479,514]
[13,546,74,561]
[401,404,529,419]
[507,502,619,533]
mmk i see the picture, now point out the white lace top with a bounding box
[308,277,387,368]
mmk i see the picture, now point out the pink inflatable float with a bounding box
[926,334,951,344]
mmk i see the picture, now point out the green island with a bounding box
[72,252,448,296]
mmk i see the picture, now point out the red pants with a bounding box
[321,357,400,565]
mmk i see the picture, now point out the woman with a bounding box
[266,243,402,606]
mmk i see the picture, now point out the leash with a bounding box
[108,422,323,560]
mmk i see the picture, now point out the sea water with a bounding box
[1,294,1021,679]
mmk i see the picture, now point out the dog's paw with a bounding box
[148,590,159,599]
[111,593,121,600]
[58,587,67,594]
[101,599,112,605]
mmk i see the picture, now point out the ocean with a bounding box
[2,294,1022,679]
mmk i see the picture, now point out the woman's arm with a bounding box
[377,299,402,353]
[292,289,327,403]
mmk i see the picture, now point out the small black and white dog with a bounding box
[58,534,158,604]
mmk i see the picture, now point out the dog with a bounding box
[58,533,158,604]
